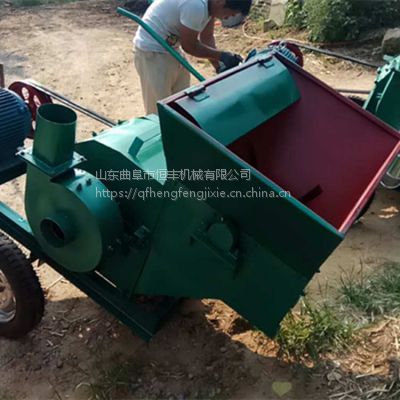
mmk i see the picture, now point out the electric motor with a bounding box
[0,88,31,168]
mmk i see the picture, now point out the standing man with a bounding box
[134,0,252,114]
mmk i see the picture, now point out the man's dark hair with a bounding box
[224,0,252,16]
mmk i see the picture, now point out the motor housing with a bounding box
[0,88,31,169]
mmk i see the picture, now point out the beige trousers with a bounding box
[134,47,191,115]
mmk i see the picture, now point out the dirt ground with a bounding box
[0,1,399,399]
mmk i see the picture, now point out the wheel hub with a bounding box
[0,270,16,323]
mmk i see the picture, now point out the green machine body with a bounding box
[20,53,400,339]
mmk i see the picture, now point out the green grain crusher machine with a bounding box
[0,48,399,340]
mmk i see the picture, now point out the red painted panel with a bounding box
[229,62,400,232]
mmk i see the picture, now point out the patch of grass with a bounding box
[277,299,354,363]
[340,262,400,318]
[76,362,142,400]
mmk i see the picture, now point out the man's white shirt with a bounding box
[134,0,211,52]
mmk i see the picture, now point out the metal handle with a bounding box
[117,7,206,82]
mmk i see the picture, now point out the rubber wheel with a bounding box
[347,95,377,221]
[355,191,376,222]
[347,95,365,107]
[0,232,44,339]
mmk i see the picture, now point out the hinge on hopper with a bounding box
[257,54,274,69]
[185,85,209,102]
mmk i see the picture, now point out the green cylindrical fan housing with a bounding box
[25,104,123,273]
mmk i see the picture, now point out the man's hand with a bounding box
[179,23,242,73]
[180,24,222,60]
[218,52,243,72]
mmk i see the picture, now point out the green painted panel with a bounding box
[136,183,310,337]
[366,56,400,131]
[171,56,300,145]
[158,105,342,281]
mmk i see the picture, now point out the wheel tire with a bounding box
[0,232,44,339]
[347,95,365,107]
[347,95,376,222]
[355,191,376,222]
